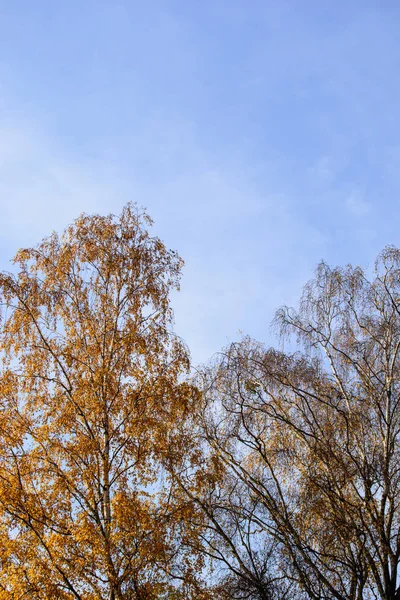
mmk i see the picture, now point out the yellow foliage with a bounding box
[0,204,206,599]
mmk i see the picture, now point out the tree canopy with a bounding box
[0,205,205,599]
[192,248,400,600]
[1,204,400,600]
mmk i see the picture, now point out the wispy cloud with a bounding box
[309,156,335,186]
[345,190,370,217]
[0,121,130,249]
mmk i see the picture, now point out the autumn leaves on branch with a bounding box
[0,204,399,599]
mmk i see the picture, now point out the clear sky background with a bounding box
[0,1,399,364]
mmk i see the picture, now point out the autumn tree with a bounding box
[0,204,207,599]
[194,247,400,600]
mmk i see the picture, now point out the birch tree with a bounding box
[0,204,206,599]
[199,247,400,600]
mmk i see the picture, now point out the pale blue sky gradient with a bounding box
[0,1,399,363]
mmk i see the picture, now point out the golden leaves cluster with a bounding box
[0,204,207,599]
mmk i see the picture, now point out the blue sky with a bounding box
[0,1,399,363]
